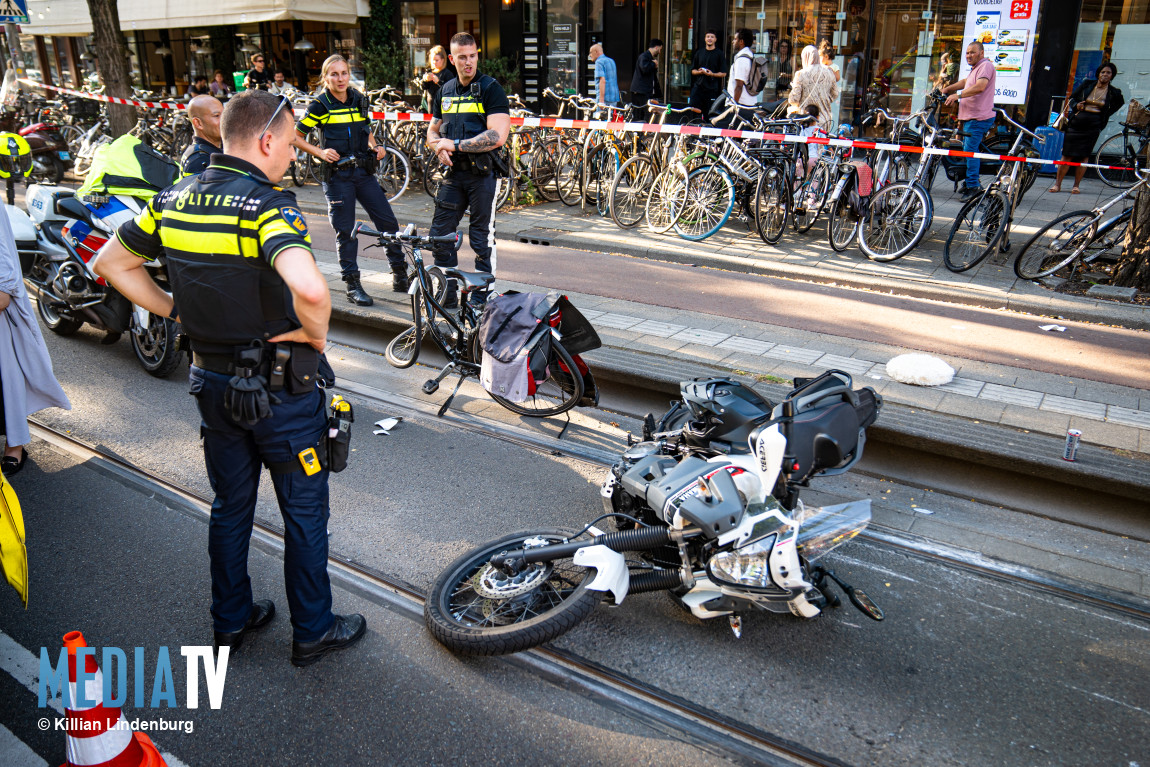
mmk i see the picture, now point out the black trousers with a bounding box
[429,170,498,274]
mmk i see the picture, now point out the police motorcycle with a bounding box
[21,134,186,377]
[424,370,885,656]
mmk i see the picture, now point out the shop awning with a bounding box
[19,0,369,35]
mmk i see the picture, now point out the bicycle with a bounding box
[1095,117,1150,189]
[943,108,1043,272]
[355,224,592,420]
[1013,168,1150,280]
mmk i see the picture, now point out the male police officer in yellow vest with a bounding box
[426,32,510,308]
[93,89,367,667]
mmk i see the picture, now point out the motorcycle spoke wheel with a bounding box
[424,529,603,656]
[131,315,185,378]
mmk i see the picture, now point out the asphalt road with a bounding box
[1,325,1146,765]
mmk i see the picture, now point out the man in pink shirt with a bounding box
[943,42,996,200]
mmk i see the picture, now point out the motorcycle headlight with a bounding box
[707,534,776,589]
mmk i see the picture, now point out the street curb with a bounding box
[514,229,1150,331]
[328,297,1150,506]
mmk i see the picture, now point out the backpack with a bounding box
[736,50,770,97]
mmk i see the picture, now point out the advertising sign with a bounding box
[959,0,1042,104]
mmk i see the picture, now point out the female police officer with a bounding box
[294,55,406,306]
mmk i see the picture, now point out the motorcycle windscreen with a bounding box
[794,500,871,562]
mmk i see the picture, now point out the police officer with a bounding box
[294,54,406,306]
[93,89,367,667]
[179,94,223,177]
[427,32,510,308]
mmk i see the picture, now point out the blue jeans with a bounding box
[189,367,334,642]
[322,166,404,275]
[962,118,994,191]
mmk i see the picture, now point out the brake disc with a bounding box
[471,562,552,600]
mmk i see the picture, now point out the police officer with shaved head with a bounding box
[426,32,511,308]
[93,89,367,667]
[180,94,223,177]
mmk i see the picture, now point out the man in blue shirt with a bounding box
[589,44,620,108]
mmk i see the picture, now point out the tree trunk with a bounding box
[83,0,136,137]
[1113,182,1150,291]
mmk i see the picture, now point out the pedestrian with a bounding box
[689,29,727,116]
[243,53,272,91]
[798,104,824,178]
[788,45,839,134]
[209,70,232,100]
[588,43,620,109]
[179,94,223,177]
[293,54,408,305]
[935,49,958,91]
[186,75,211,100]
[0,205,71,478]
[774,38,794,99]
[630,38,663,116]
[268,70,295,97]
[942,41,996,200]
[93,89,367,667]
[819,40,840,82]
[1051,62,1124,194]
[420,45,457,113]
[426,32,511,309]
[727,29,759,111]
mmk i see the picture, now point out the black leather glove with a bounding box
[224,374,280,426]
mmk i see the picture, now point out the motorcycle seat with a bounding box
[56,196,96,227]
[443,268,495,290]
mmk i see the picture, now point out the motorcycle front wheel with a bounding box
[424,529,603,656]
[36,286,83,335]
[131,314,184,377]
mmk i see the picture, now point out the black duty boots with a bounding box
[344,272,373,306]
[391,266,409,293]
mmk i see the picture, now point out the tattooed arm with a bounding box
[427,118,456,167]
[459,113,510,152]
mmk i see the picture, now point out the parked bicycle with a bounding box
[355,223,599,420]
[1013,168,1149,280]
[1094,102,1150,188]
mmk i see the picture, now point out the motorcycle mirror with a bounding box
[846,588,884,622]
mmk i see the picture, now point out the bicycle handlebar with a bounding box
[353,222,460,247]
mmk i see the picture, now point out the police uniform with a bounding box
[429,73,510,282]
[117,155,339,645]
[296,87,404,303]
[179,136,221,178]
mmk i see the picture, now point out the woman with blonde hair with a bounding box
[421,45,457,111]
[293,54,407,305]
[788,45,839,133]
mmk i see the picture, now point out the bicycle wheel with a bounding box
[943,190,1009,272]
[1095,133,1144,188]
[474,333,586,417]
[423,528,603,656]
[376,147,410,202]
[609,154,656,228]
[753,167,790,245]
[1083,209,1131,264]
[645,164,688,234]
[385,324,425,368]
[555,144,583,207]
[528,137,563,202]
[857,182,930,262]
[423,160,447,198]
[827,193,859,252]
[674,164,735,241]
[1013,210,1096,280]
[792,163,830,234]
[586,143,620,215]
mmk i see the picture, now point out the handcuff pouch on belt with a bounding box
[222,341,322,426]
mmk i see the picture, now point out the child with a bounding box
[799,104,826,178]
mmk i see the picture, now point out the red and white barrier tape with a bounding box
[18,79,1141,172]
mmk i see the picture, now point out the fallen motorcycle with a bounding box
[425,370,885,655]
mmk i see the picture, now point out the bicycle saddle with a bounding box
[443,268,495,289]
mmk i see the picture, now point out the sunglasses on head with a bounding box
[258,94,291,140]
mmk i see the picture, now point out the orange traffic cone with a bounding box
[59,631,167,767]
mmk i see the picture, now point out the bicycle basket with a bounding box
[1127,99,1150,128]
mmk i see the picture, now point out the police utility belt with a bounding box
[192,341,352,475]
[450,149,508,178]
[320,151,377,183]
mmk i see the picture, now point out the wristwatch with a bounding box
[454,139,461,151]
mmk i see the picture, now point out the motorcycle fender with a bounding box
[132,303,151,332]
[788,591,823,619]
[572,545,629,604]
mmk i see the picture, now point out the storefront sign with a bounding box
[959,0,1042,104]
